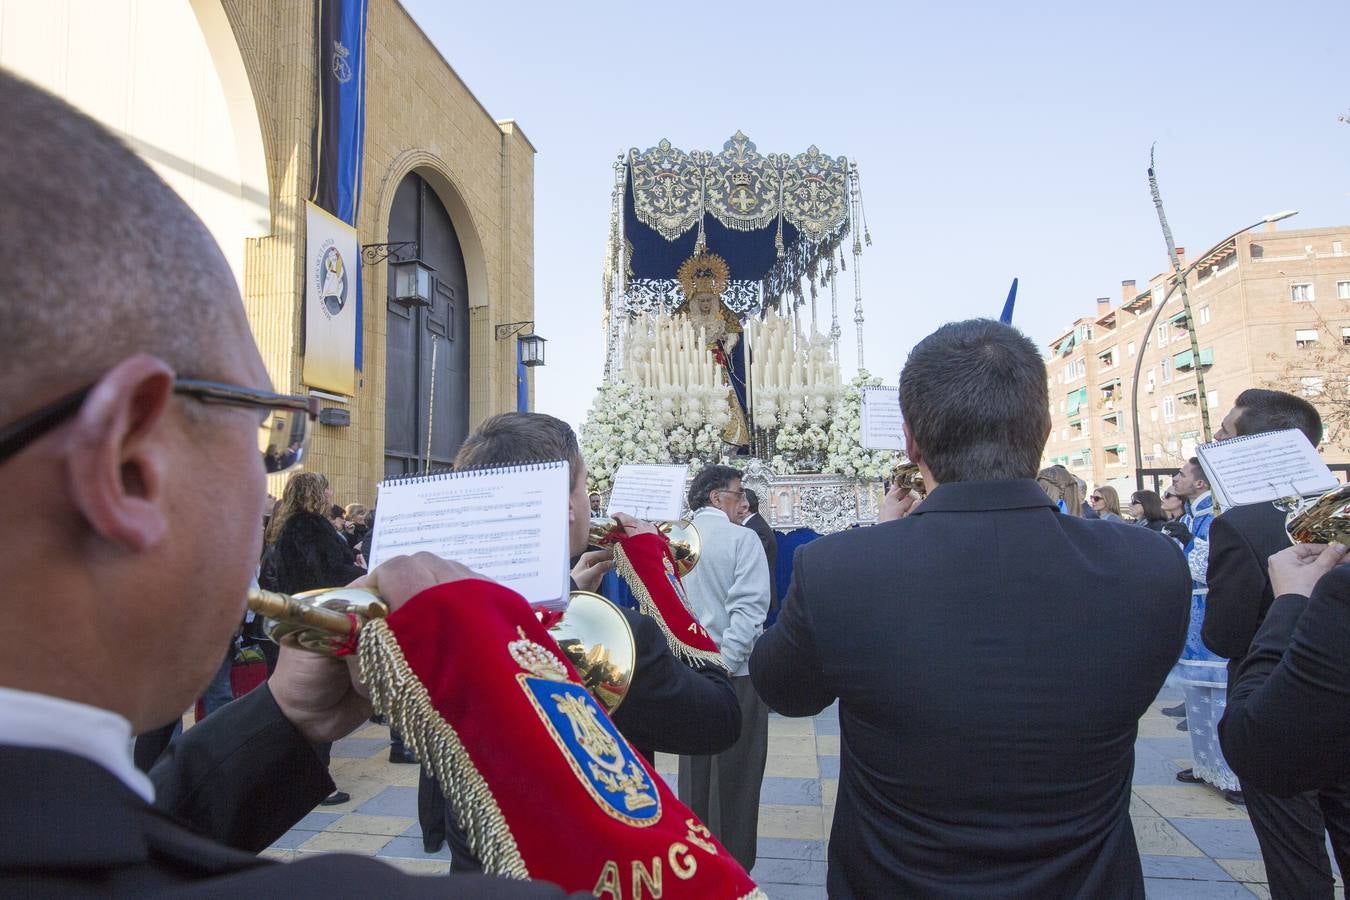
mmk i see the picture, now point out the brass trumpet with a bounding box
[588,516,702,577]
[1284,484,1350,546]
[246,585,636,713]
[889,461,927,499]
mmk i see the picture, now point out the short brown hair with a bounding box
[453,413,583,488]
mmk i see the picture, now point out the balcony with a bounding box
[1173,347,1214,371]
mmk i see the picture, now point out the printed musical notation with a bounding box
[859,386,904,451]
[1196,429,1337,508]
[607,464,689,522]
[368,462,572,610]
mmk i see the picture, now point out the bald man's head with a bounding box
[0,69,250,421]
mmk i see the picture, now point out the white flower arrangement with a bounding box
[579,378,668,490]
[823,369,899,479]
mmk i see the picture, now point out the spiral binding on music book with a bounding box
[370,459,573,609]
[378,458,568,487]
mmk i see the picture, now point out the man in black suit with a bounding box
[0,71,574,897]
[750,319,1191,898]
[739,488,779,623]
[1221,542,1350,797]
[419,412,742,863]
[1204,389,1350,898]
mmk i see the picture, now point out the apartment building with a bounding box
[1043,224,1350,489]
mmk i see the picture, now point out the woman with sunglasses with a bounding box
[1088,486,1124,522]
[1158,490,1193,548]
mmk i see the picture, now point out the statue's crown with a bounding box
[677,251,730,301]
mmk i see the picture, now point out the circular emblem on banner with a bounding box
[315,241,349,318]
[332,40,353,84]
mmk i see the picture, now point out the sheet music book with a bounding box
[607,463,688,522]
[859,386,905,451]
[1195,429,1336,508]
[367,460,572,611]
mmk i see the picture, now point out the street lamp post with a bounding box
[1130,211,1297,490]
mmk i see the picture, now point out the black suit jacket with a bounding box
[1202,501,1289,678]
[0,686,574,897]
[743,513,779,618]
[612,606,740,755]
[750,479,1190,899]
[1221,565,1350,796]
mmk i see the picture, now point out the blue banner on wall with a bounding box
[310,0,368,371]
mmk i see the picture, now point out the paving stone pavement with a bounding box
[265,688,1345,897]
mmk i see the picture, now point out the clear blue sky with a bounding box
[403,0,1349,432]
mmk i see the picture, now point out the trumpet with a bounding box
[889,461,927,499]
[246,585,636,713]
[588,516,702,577]
[1284,484,1350,546]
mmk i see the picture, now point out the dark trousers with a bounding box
[677,675,769,872]
[418,766,484,872]
[1245,782,1350,899]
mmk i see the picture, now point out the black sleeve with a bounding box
[611,613,741,755]
[750,544,835,716]
[1220,566,1350,796]
[1203,515,1268,659]
[151,684,333,852]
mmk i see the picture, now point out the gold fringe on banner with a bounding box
[611,543,729,673]
[358,619,530,879]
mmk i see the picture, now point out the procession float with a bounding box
[580,132,898,542]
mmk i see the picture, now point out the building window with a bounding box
[1150,406,1159,423]
[1291,283,1314,302]
[1301,376,1325,398]
[1342,327,1350,346]
[1127,341,1136,356]
[1334,240,1344,257]
[1178,391,1199,415]
[1157,323,1170,347]
[1163,396,1176,423]
[1198,306,1211,325]
[1295,328,1319,349]
[1338,281,1350,300]
[1161,357,1172,383]
[1207,390,1219,409]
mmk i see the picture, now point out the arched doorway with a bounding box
[384,172,470,478]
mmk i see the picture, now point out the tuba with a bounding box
[1283,483,1350,546]
[889,461,927,499]
[589,516,701,577]
[247,584,636,713]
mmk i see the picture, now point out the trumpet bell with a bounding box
[1286,484,1350,545]
[552,591,636,714]
[661,519,700,577]
[890,462,926,498]
[588,516,701,577]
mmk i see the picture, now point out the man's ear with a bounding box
[63,354,176,552]
[903,421,922,466]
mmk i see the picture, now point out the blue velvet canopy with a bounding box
[616,132,858,321]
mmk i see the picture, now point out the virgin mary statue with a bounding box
[678,252,750,448]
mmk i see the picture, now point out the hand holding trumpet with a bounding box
[267,553,484,743]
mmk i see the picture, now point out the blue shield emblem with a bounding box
[518,675,661,827]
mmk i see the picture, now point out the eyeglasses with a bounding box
[0,377,319,473]
[718,488,746,499]
[1162,492,1175,499]
[1090,495,1103,501]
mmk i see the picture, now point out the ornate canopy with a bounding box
[604,132,870,378]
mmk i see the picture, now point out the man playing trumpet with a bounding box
[0,72,758,898]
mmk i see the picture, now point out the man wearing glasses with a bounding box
[677,464,771,872]
[0,72,568,896]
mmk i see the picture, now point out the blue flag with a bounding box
[999,277,1018,324]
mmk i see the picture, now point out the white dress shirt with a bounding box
[0,685,154,802]
[682,505,771,676]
